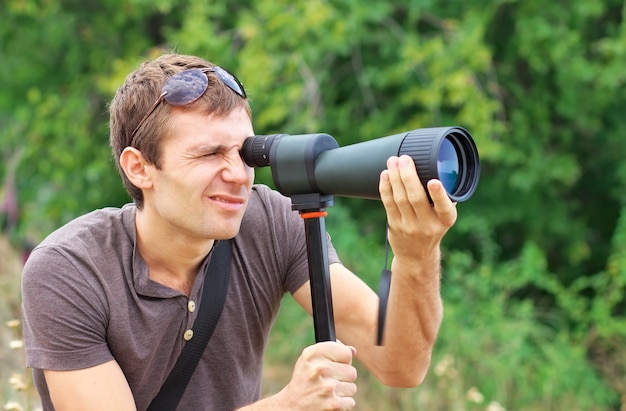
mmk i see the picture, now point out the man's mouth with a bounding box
[209,194,245,209]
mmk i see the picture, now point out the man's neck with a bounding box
[134,207,215,295]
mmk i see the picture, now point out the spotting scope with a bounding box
[241,127,480,202]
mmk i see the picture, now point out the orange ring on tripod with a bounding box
[300,211,328,219]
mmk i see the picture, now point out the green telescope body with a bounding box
[241,127,480,202]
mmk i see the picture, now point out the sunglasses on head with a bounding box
[130,66,247,143]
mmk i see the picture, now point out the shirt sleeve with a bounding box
[21,245,113,370]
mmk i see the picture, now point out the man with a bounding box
[21,53,457,410]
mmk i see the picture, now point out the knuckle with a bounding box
[396,198,410,209]
[419,225,437,238]
[328,399,344,410]
[319,378,336,396]
[350,366,358,381]
[311,362,332,380]
[301,345,316,361]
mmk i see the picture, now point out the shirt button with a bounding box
[184,329,194,341]
[188,300,196,313]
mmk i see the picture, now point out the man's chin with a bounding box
[215,222,243,240]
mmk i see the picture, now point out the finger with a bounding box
[396,156,437,218]
[382,156,430,213]
[387,156,412,205]
[328,362,358,383]
[427,179,457,227]
[334,381,358,410]
[335,340,357,357]
[336,395,356,410]
[316,341,356,364]
[379,157,409,223]
[397,155,427,199]
[379,169,400,224]
[335,380,358,398]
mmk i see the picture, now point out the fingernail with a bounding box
[387,157,398,169]
[399,156,412,167]
[428,179,442,192]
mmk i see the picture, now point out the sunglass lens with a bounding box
[211,66,247,98]
[163,69,209,106]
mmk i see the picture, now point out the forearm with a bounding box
[235,388,302,411]
[44,361,137,411]
[323,255,443,387]
[236,394,283,411]
[372,251,444,386]
[388,251,444,345]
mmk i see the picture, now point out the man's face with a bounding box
[142,107,255,241]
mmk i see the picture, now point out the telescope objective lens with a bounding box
[437,137,460,193]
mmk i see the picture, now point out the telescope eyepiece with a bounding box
[241,134,285,168]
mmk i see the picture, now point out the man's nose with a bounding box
[223,149,252,182]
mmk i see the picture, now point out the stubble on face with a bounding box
[141,108,255,245]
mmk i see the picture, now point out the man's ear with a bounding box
[119,147,154,189]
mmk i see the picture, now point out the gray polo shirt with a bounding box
[22,184,340,410]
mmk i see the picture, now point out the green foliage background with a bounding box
[2,0,626,409]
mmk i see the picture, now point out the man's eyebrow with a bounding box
[188,144,225,154]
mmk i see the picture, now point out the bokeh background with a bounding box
[2,0,626,409]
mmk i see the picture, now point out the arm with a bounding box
[293,155,455,387]
[21,246,139,410]
[44,360,136,411]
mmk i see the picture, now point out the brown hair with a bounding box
[109,53,252,208]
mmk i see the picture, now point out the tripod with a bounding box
[289,192,336,342]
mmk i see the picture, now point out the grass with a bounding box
[1,235,40,410]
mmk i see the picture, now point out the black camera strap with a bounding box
[147,239,232,411]
[376,225,392,346]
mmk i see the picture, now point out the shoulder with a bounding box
[24,205,136,278]
[38,204,135,249]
